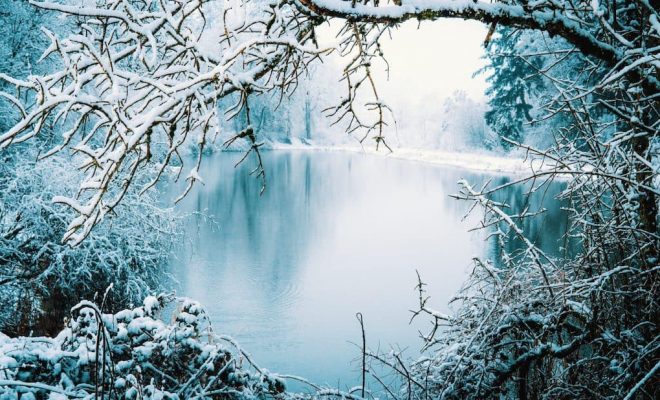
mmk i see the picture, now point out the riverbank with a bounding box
[266,141,548,176]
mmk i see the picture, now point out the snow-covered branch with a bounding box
[0,0,327,245]
[297,0,659,92]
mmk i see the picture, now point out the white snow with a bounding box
[268,142,552,176]
[186,168,206,185]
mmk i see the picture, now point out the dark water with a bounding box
[168,150,570,391]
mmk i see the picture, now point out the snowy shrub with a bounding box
[407,253,658,399]
[398,179,659,399]
[0,295,290,399]
[0,146,179,336]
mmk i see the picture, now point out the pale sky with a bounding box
[378,19,489,101]
[318,18,490,103]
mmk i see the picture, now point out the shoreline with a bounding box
[264,142,553,176]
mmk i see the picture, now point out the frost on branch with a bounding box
[0,0,328,245]
[402,175,658,398]
[324,20,395,151]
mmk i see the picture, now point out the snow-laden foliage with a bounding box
[0,294,370,399]
[0,295,293,399]
[438,91,494,151]
[0,144,178,337]
[478,25,616,151]
[479,27,547,149]
[401,180,658,399]
[0,0,56,134]
[388,90,495,152]
[0,2,180,338]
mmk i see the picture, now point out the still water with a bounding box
[168,150,569,390]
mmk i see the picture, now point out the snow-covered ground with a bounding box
[268,140,547,176]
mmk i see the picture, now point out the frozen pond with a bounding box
[168,150,570,390]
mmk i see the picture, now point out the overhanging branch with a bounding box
[295,0,660,92]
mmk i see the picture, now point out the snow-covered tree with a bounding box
[479,27,545,149]
[0,142,178,336]
[0,0,52,132]
[439,90,494,150]
[0,1,179,337]
[0,0,332,245]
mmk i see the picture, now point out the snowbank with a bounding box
[268,141,551,176]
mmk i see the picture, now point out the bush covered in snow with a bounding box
[0,295,294,399]
[0,145,179,336]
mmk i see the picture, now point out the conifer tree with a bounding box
[480,28,544,149]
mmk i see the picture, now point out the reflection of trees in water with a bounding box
[173,153,573,300]
[172,151,361,317]
[485,177,575,268]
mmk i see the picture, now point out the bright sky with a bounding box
[378,19,489,101]
[318,18,490,103]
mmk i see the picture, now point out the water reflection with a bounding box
[168,150,570,390]
[487,176,575,265]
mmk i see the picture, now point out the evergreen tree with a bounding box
[479,27,545,150]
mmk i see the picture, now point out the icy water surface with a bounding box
[169,150,570,391]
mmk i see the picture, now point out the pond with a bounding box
[168,150,570,391]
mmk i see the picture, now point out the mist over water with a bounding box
[168,150,570,390]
